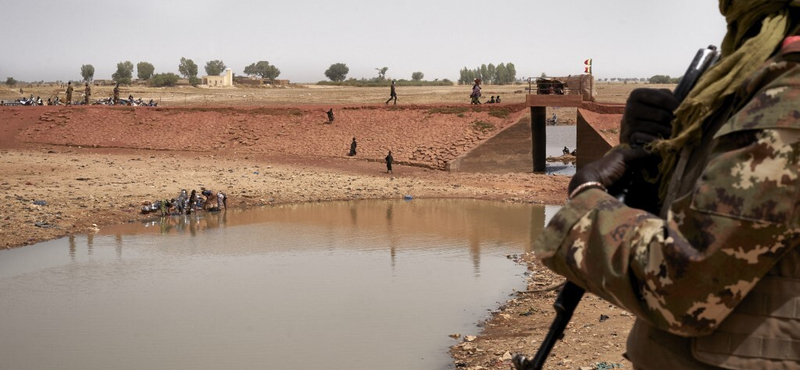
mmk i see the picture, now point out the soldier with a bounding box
[327,108,335,123]
[533,1,800,369]
[65,82,73,105]
[113,82,120,105]
[84,82,91,105]
[385,80,397,105]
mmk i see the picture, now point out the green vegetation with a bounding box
[472,120,495,132]
[5,77,17,86]
[80,64,94,82]
[459,62,517,85]
[112,61,134,85]
[150,73,180,87]
[205,60,227,76]
[375,67,388,80]
[411,72,424,81]
[649,75,680,84]
[244,61,281,82]
[178,57,199,85]
[325,63,350,82]
[137,61,155,80]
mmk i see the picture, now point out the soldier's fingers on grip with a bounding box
[628,105,675,125]
[629,88,680,111]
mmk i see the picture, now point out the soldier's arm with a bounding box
[534,76,800,337]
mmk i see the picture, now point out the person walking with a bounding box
[385,80,397,105]
[470,78,481,105]
[65,82,73,105]
[385,150,393,174]
[533,2,800,369]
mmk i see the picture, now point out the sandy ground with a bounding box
[0,83,660,370]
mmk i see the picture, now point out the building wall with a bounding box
[202,69,233,87]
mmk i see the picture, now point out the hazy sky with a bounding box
[2,0,728,83]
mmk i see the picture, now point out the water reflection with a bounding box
[0,200,561,370]
[102,199,551,265]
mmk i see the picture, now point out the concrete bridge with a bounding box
[449,75,625,174]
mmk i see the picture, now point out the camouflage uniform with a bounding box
[534,39,800,369]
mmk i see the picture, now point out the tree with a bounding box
[376,67,388,80]
[411,72,424,81]
[486,63,496,84]
[243,61,281,82]
[178,57,199,86]
[324,63,349,82]
[5,77,16,86]
[150,73,180,87]
[494,63,508,85]
[112,61,134,85]
[178,57,198,79]
[137,61,155,80]
[506,62,517,83]
[648,75,672,84]
[205,60,227,76]
[80,64,95,82]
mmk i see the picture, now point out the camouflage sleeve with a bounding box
[535,130,800,337]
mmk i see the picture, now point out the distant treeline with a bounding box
[317,79,454,87]
[458,63,517,85]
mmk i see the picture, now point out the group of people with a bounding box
[60,81,156,106]
[141,187,228,217]
[468,79,501,105]
[347,137,393,173]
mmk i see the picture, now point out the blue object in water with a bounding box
[403,195,413,201]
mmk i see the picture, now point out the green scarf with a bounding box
[650,0,800,200]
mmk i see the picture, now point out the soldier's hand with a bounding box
[568,147,650,196]
[620,88,679,145]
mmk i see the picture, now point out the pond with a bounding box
[0,199,560,370]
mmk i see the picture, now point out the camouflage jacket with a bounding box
[534,56,800,337]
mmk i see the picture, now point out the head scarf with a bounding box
[651,0,800,200]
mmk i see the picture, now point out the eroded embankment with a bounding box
[8,104,526,170]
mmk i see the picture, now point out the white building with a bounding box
[202,68,233,87]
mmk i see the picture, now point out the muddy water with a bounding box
[0,199,559,370]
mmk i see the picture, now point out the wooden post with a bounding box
[531,106,547,173]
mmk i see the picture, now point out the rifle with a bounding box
[511,45,720,370]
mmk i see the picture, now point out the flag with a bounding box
[584,58,593,75]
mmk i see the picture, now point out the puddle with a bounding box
[0,199,560,370]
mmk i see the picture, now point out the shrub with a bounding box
[150,73,180,87]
